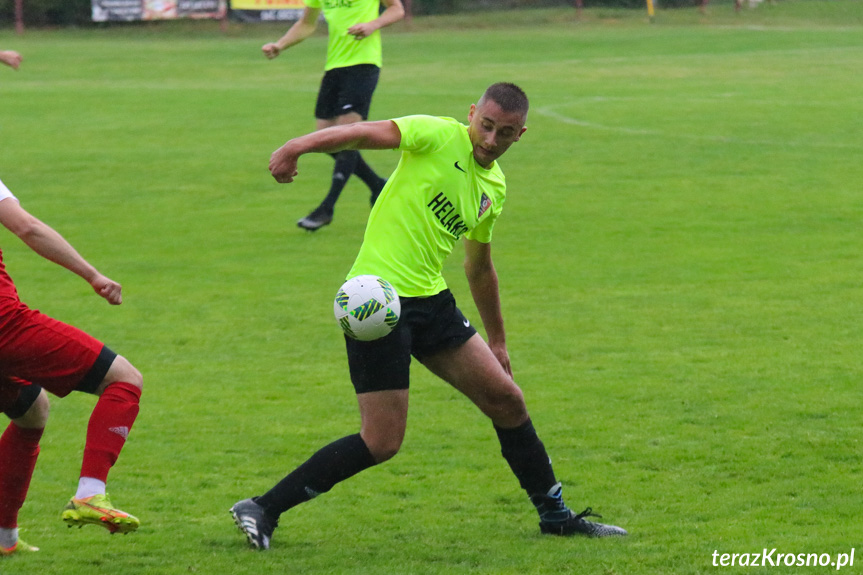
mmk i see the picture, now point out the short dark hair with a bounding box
[480,83,529,116]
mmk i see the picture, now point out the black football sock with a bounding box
[255,434,376,518]
[352,153,386,192]
[319,151,361,213]
[494,419,559,497]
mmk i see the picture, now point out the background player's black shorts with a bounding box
[345,289,477,394]
[314,64,381,121]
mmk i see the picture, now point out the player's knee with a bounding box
[370,442,401,464]
[108,356,143,389]
[482,384,527,427]
[125,364,143,390]
[11,388,50,429]
[362,432,403,464]
[97,355,143,396]
[28,390,50,427]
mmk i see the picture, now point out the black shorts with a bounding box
[345,290,477,394]
[314,64,380,121]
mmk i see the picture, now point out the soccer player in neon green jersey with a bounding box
[262,0,404,231]
[231,83,627,550]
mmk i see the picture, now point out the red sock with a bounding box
[0,423,43,528]
[80,382,141,482]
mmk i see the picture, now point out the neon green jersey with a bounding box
[304,0,384,70]
[347,115,507,297]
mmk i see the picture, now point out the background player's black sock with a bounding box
[255,434,376,517]
[319,151,361,213]
[494,419,559,497]
[353,154,386,192]
[328,152,383,193]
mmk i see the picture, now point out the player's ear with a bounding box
[514,126,527,142]
[468,104,477,123]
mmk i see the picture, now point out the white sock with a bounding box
[75,477,106,500]
[0,527,18,549]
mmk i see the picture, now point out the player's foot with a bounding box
[0,539,39,556]
[539,507,628,537]
[370,178,387,206]
[61,494,140,534]
[230,498,278,551]
[532,483,627,538]
[297,207,333,231]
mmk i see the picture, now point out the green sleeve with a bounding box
[394,115,458,155]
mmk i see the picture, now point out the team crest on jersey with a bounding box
[477,193,492,219]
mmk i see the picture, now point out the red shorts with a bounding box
[0,297,115,413]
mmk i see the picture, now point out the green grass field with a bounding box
[1,1,863,572]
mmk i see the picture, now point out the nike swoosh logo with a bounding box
[463,319,470,327]
[454,161,466,173]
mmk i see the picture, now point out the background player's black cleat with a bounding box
[531,483,627,538]
[297,207,333,231]
[230,498,278,550]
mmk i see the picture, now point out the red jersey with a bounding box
[0,251,20,301]
[0,180,21,301]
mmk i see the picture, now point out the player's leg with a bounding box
[231,391,408,550]
[0,302,143,535]
[252,390,406,517]
[296,69,349,230]
[83,354,143,487]
[258,389,406,511]
[322,115,388,208]
[421,333,555,488]
[422,333,627,537]
[297,66,385,231]
[0,384,47,555]
[319,111,365,211]
[231,320,413,550]
[334,64,387,203]
[230,427,383,550]
[61,354,143,534]
[0,304,143,534]
[295,114,350,231]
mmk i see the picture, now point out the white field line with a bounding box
[535,105,863,150]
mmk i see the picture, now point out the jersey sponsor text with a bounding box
[427,192,469,238]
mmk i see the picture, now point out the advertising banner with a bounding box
[229,0,305,22]
[92,0,227,22]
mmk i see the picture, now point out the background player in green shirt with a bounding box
[262,0,404,231]
[231,83,627,550]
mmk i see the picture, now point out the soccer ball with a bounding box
[333,275,401,341]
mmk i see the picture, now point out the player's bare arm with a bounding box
[262,8,321,59]
[0,198,122,305]
[464,238,512,377]
[270,120,401,183]
[347,0,405,40]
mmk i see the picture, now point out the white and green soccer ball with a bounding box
[334,275,400,341]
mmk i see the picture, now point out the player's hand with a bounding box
[269,145,299,183]
[262,43,281,59]
[489,341,513,378]
[0,51,22,70]
[91,274,123,305]
[347,22,377,40]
